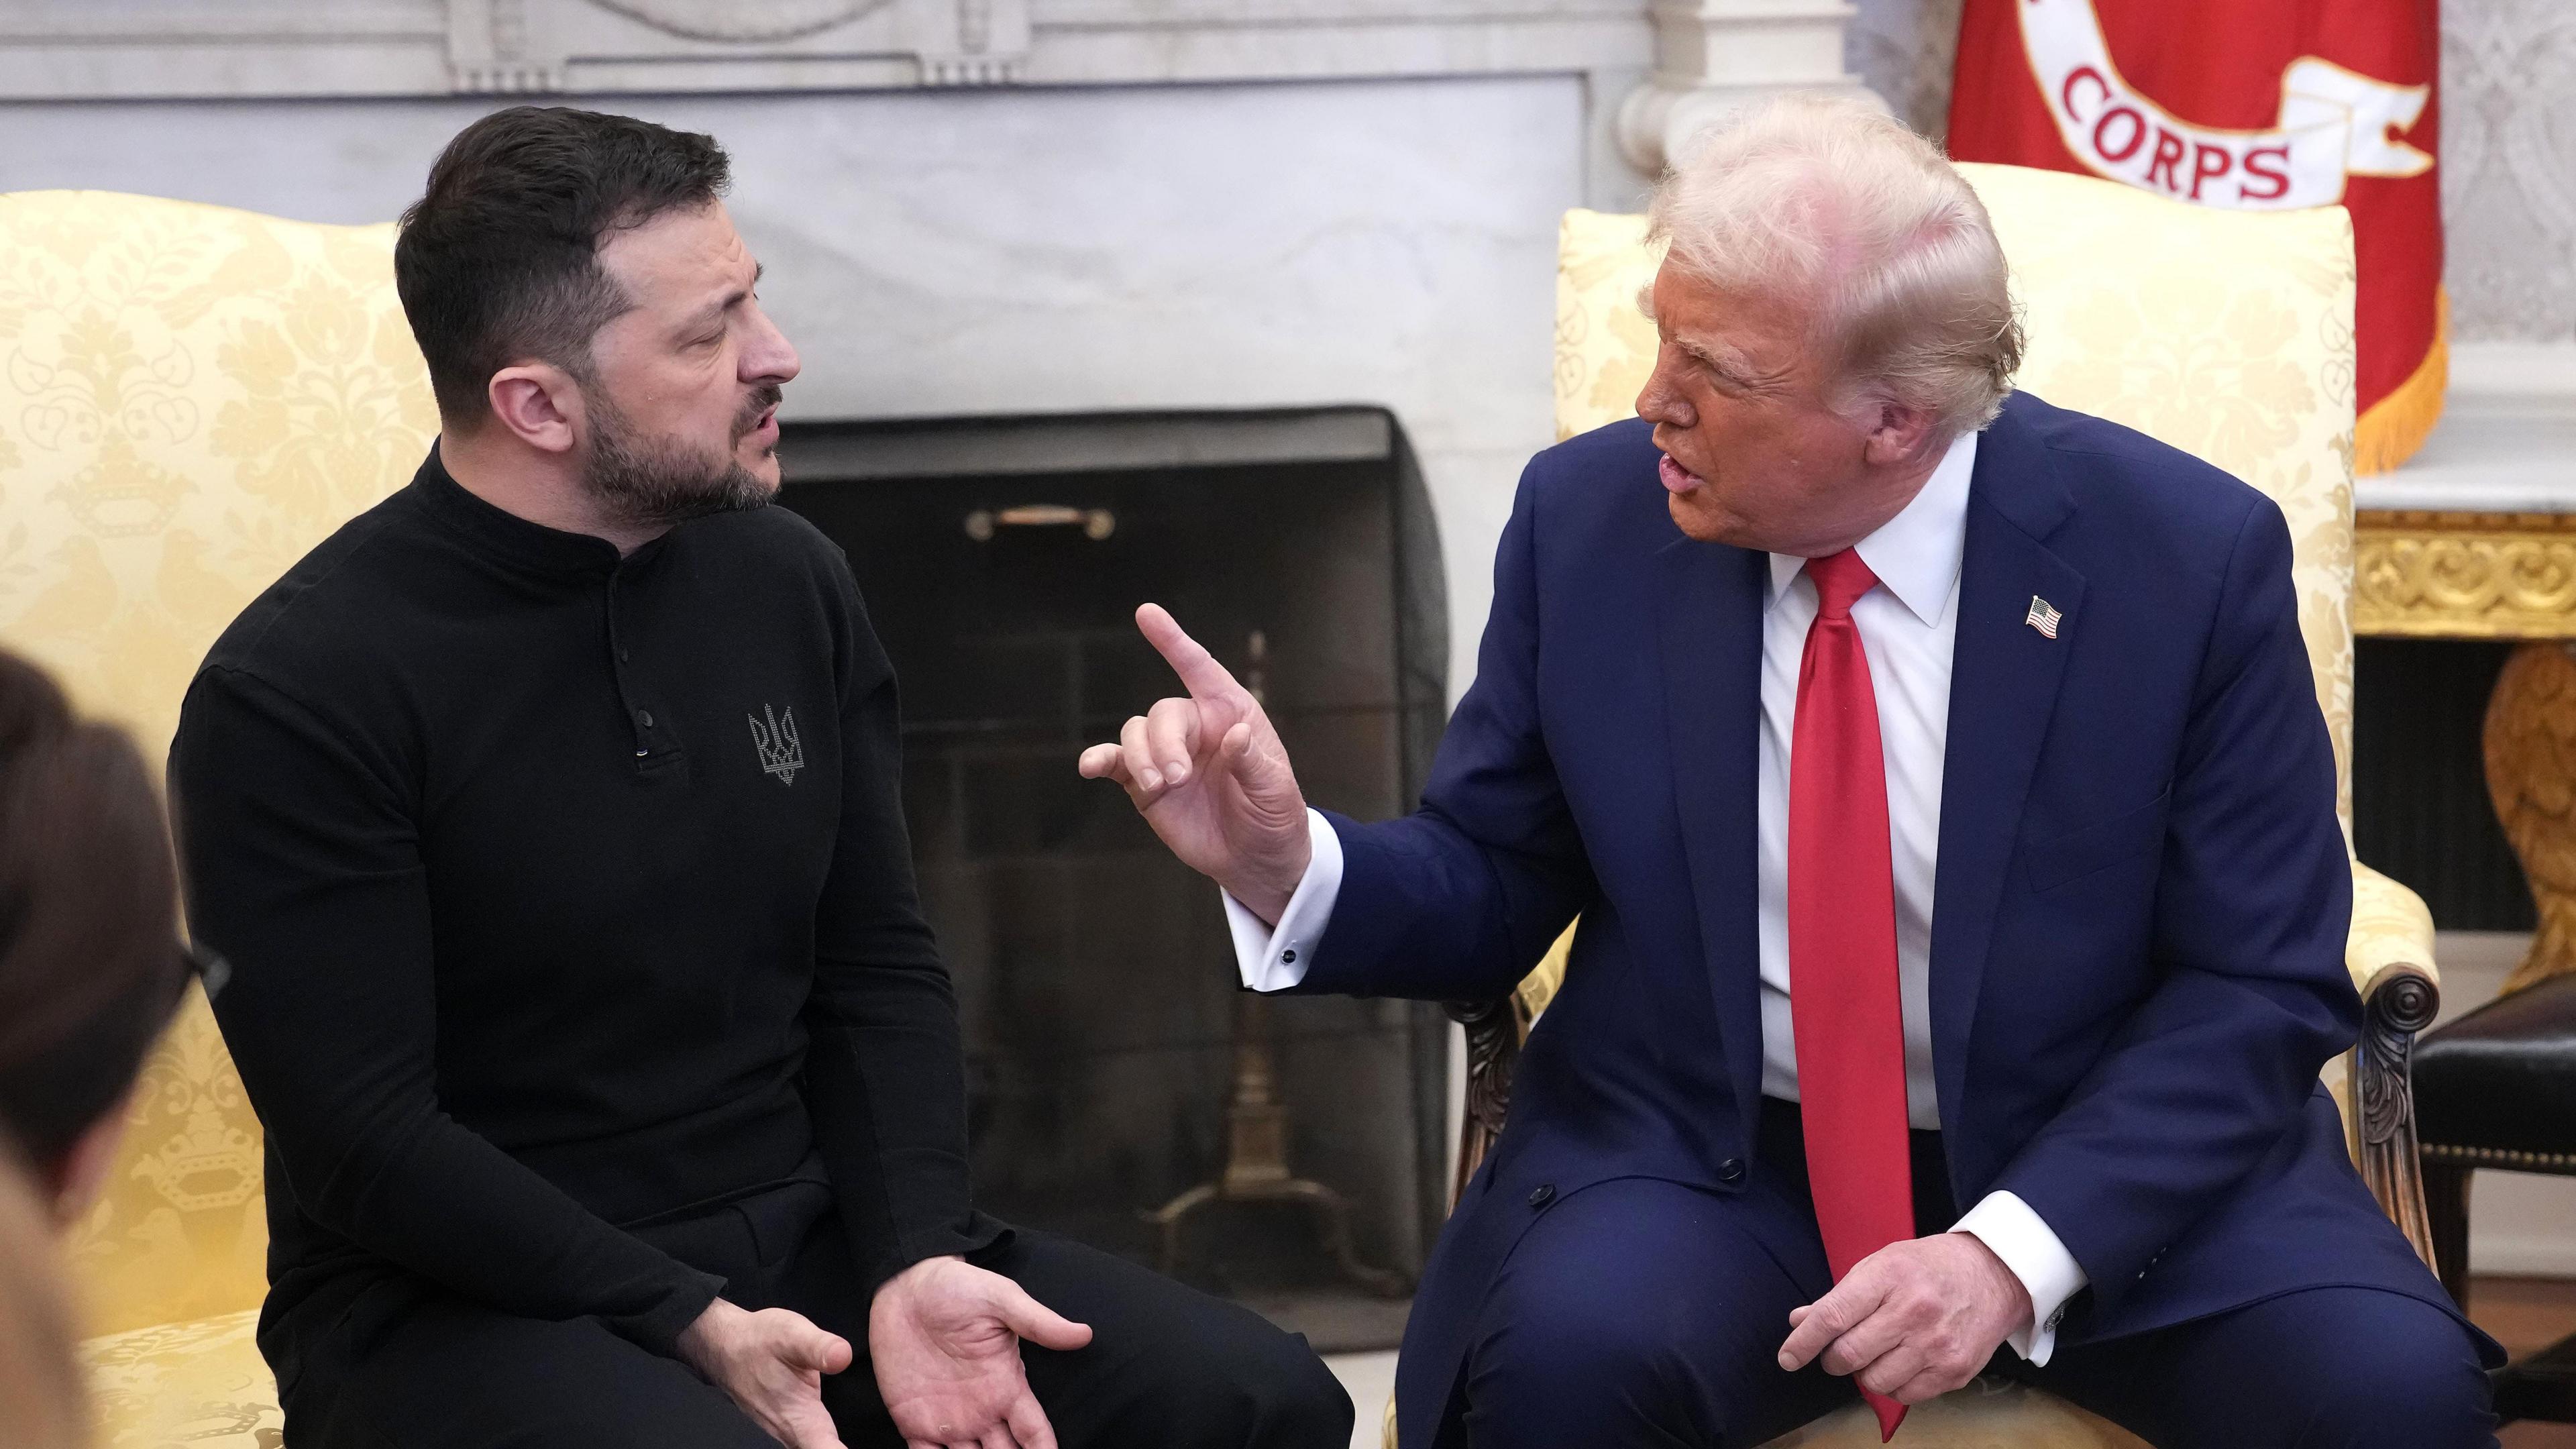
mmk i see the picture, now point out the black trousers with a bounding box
[279,1180,1354,1449]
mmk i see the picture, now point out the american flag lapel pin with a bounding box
[2025,596,2062,639]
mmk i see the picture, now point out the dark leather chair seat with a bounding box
[2415,971,2576,1167]
[2414,971,2576,1425]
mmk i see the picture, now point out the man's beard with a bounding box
[580,383,782,530]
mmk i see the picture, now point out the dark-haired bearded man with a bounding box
[170,106,1350,1449]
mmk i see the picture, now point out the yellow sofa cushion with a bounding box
[0,189,437,1339]
[1766,1380,2140,1448]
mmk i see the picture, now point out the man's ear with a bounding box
[1861,399,1941,468]
[485,362,585,455]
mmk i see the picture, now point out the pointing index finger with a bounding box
[1136,603,1241,702]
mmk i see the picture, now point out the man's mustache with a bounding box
[734,384,784,439]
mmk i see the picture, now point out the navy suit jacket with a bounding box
[1294,395,2484,1443]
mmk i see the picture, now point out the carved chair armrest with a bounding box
[1444,923,1579,1206]
[2343,858,2441,1275]
[1444,994,1529,1205]
[2353,959,2442,1274]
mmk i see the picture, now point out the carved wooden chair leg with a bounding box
[2421,1157,2473,1309]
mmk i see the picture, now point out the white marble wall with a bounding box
[0,78,1587,696]
[1847,0,1960,140]
[2443,0,2576,342]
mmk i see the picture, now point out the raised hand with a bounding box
[867,1255,1093,1449]
[676,1298,853,1449]
[1075,604,1312,922]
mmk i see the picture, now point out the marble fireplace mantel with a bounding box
[0,1,1867,182]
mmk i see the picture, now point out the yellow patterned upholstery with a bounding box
[1499,164,2439,1449]
[0,188,437,1446]
[81,1311,278,1449]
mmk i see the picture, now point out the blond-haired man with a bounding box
[1082,96,2499,1447]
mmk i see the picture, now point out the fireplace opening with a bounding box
[780,407,1450,1349]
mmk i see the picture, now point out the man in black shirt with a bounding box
[171,107,1350,1449]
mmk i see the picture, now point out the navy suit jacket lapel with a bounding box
[1652,533,1770,1146]
[1929,403,2086,1153]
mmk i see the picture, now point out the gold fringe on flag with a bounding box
[2355,288,2449,476]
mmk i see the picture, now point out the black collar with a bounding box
[409,441,665,578]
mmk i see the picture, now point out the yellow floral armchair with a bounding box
[1411,166,2445,1448]
[0,189,437,1446]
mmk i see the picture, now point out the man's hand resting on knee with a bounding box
[678,1299,856,1448]
[869,1254,1095,1449]
[1775,1232,2033,1405]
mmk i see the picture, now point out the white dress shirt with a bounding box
[1224,429,2087,1362]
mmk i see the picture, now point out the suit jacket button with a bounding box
[1527,1184,1556,1208]
[1718,1158,1746,1183]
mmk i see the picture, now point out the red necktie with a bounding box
[1787,548,1914,1442]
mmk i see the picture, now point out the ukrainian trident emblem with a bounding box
[749,704,804,786]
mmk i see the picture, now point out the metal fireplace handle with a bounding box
[963,505,1116,541]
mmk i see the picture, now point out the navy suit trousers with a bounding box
[1442,1100,2496,1449]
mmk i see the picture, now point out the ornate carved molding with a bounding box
[2481,640,2576,994]
[1615,0,1879,174]
[586,0,892,42]
[2354,508,2576,639]
[440,0,1030,94]
[0,0,1666,101]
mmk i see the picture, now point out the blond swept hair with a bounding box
[1647,93,2025,435]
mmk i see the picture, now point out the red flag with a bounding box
[1948,0,2444,472]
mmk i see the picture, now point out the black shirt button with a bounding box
[1279,949,1297,964]
[620,649,631,663]
[637,710,653,728]
[1718,1158,1746,1183]
[1527,1184,1555,1209]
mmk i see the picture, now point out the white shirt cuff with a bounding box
[1952,1190,2088,1366]
[1223,809,1342,993]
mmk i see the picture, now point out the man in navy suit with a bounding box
[1080,95,2499,1447]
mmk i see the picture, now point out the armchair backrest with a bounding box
[1552,164,2361,833]
[0,190,435,1333]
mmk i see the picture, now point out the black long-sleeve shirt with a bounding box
[171,447,999,1375]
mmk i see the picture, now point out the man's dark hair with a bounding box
[0,649,184,1169]
[396,106,733,421]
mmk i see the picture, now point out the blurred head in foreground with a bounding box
[0,648,190,1225]
[1635,93,2024,555]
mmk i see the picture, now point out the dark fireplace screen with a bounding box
[780,409,1450,1346]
